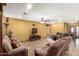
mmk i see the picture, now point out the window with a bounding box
[71,27,74,33]
[76,26,79,37]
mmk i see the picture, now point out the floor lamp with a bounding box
[3,17,9,35]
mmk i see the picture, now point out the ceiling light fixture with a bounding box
[40,18,50,26]
[23,12,27,15]
[41,20,45,24]
[40,18,45,24]
[59,18,63,21]
[26,3,32,9]
[25,3,32,13]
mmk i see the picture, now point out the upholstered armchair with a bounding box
[2,35,28,56]
[34,39,66,56]
[34,37,72,56]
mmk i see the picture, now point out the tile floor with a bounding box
[22,37,79,56]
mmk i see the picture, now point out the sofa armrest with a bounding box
[8,46,28,56]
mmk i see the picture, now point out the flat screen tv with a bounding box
[32,28,38,34]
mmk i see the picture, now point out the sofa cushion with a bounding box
[47,39,66,56]
[3,35,12,52]
[10,36,21,49]
[34,48,47,56]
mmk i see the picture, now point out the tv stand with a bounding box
[29,35,41,41]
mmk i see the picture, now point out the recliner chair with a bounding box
[2,35,28,56]
[34,37,72,56]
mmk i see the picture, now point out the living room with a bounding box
[1,3,79,56]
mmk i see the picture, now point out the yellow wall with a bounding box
[2,17,46,41]
[2,16,70,41]
[50,22,69,35]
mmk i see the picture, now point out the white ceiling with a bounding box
[3,3,79,23]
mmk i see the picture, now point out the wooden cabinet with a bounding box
[0,3,3,54]
[0,3,6,55]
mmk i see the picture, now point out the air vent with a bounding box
[23,12,27,15]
